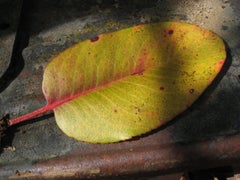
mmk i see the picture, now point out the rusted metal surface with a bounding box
[10,134,240,179]
[0,0,240,179]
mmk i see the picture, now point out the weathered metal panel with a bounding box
[0,0,240,179]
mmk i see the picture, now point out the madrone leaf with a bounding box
[9,22,226,143]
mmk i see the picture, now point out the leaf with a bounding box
[10,22,226,143]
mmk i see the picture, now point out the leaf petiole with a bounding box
[8,105,52,126]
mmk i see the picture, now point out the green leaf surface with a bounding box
[42,22,226,143]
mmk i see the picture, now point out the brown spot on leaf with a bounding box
[114,109,118,113]
[160,86,165,90]
[134,106,141,114]
[138,117,142,122]
[168,29,174,35]
[189,88,194,94]
[90,36,99,42]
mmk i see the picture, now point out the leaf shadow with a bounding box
[161,40,232,132]
[130,32,232,143]
[0,113,54,153]
[0,0,32,93]
[168,51,238,144]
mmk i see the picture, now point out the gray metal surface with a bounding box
[0,0,240,179]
